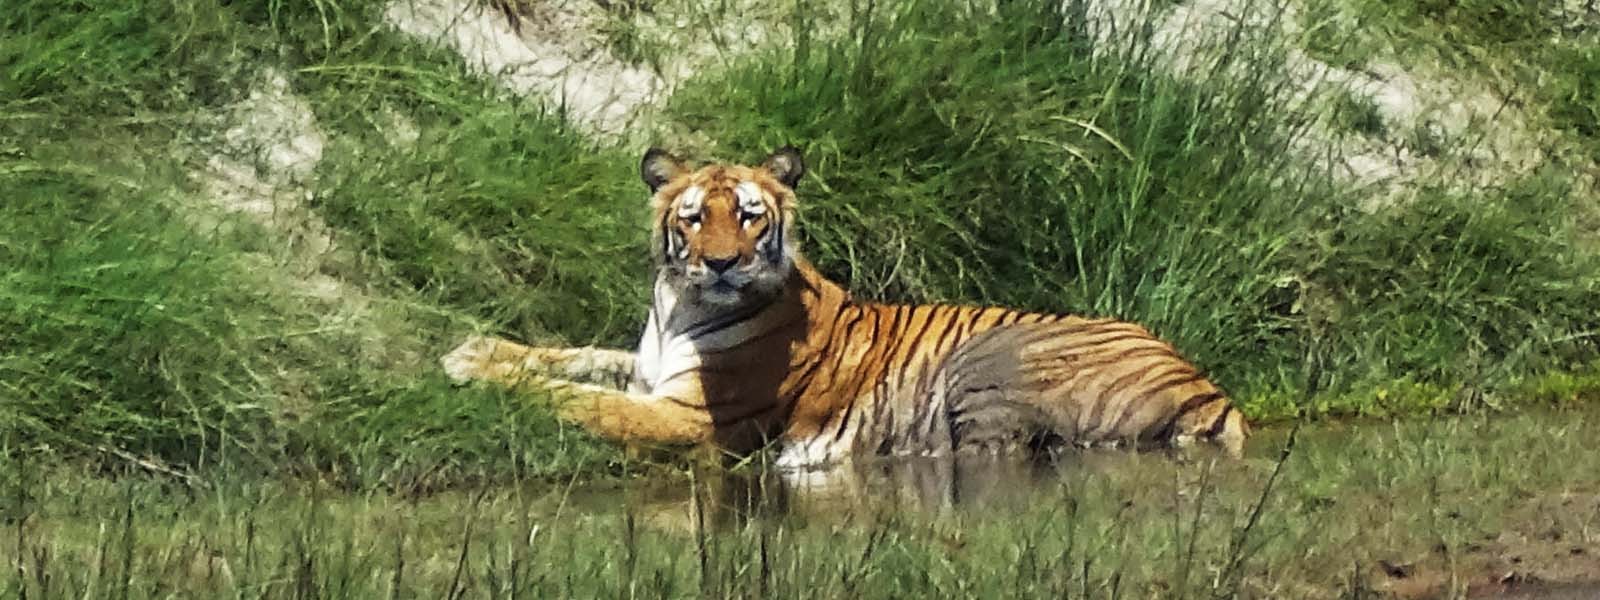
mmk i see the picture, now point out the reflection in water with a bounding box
[781,454,1053,515]
[599,447,1224,533]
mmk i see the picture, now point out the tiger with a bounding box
[440,146,1249,467]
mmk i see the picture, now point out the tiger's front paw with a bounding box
[440,335,506,384]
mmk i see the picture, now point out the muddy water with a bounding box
[557,417,1362,523]
[556,422,1311,524]
[546,416,1558,523]
[556,449,1190,524]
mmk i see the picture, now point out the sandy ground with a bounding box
[196,68,337,269]
[384,0,666,138]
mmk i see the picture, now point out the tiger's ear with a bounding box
[640,147,687,192]
[762,146,805,189]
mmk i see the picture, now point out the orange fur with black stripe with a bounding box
[441,147,1248,466]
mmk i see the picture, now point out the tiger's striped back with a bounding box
[749,260,1246,466]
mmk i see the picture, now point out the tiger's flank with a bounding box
[441,147,1249,466]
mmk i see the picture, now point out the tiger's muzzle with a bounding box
[687,256,758,305]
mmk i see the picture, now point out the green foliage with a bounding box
[1296,173,1600,390]
[1385,0,1554,48]
[1297,0,1379,69]
[1511,362,1600,406]
[0,167,273,460]
[3,0,1600,480]
[293,29,652,345]
[1545,42,1600,163]
[297,380,626,489]
[1,0,626,482]
[1329,90,1386,136]
[0,150,621,484]
[0,1,250,114]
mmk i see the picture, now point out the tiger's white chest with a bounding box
[631,281,703,393]
[632,314,703,392]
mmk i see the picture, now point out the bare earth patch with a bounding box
[1090,0,1552,208]
[382,0,798,143]
[1372,491,1600,599]
[383,0,667,138]
[195,67,336,269]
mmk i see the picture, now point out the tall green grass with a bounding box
[1,0,624,483]
[1,165,274,462]
[0,155,619,485]
[300,55,649,347]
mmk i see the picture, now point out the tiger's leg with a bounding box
[441,336,714,446]
[441,335,636,390]
[542,379,717,445]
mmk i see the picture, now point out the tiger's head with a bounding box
[641,147,804,308]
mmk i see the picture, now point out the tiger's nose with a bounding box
[704,256,739,274]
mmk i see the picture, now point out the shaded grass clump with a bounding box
[1546,41,1600,164]
[665,0,1600,414]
